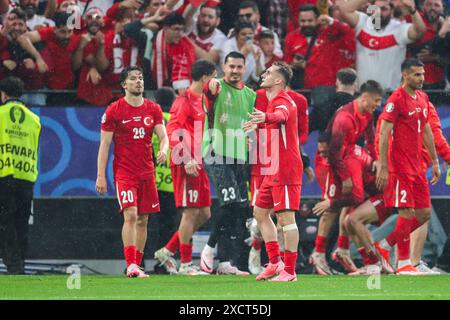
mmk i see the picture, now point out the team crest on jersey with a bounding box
[101,113,106,124]
[386,103,394,113]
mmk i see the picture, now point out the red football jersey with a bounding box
[284,20,353,89]
[101,97,164,180]
[262,90,303,185]
[327,100,376,181]
[315,146,377,208]
[379,87,430,176]
[37,26,81,89]
[252,89,308,176]
[166,88,207,166]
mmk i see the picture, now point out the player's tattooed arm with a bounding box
[96,130,114,194]
[376,120,393,191]
[423,123,441,185]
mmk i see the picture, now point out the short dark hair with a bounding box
[9,8,26,22]
[162,12,185,27]
[155,87,176,112]
[360,80,384,96]
[0,76,25,98]
[318,131,331,144]
[224,51,246,65]
[336,68,357,86]
[299,4,320,17]
[239,0,259,13]
[200,4,221,17]
[401,58,425,72]
[258,30,275,41]
[233,18,255,35]
[272,61,293,87]
[53,11,72,28]
[191,59,216,81]
[120,66,144,86]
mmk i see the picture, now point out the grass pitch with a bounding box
[1,275,450,300]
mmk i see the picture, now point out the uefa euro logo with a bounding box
[9,106,25,124]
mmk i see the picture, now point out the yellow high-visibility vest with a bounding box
[0,100,41,182]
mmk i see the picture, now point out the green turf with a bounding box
[1,275,449,300]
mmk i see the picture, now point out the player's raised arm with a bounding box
[155,124,169,164]
[339,0,367,28]
[402,0,426,41]
[376,119,393,191]
[423,122,441,185]
[96,130,114,194]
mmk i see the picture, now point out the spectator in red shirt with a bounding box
[407,0,447,93]
[73,8,112,105]
[17,11,81,90]
[330,1,356,72]
[0,9,45,98]
[287,0,317,33]
[97,5,142,101]
[152,12,196,92]
[284,4,354,90]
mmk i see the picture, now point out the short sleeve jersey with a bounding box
[101,97,164,180]
[166,89,207,166]
[379,87,430,176]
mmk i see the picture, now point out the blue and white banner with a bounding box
[32,106,450,197]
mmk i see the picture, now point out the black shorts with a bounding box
[205,159,250,208]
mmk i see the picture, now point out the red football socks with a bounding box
[180,243,193,264]
[284,251,298,275]
[358,247,371,265]
[396,217,412,261]
[165,231,180,254]
[136,250,144,266]
[337,235,350,250]
[265,241,280,264]
[252,239,262,250]
[386,216,422,247]
[315,235,327,254]
[124,245,137,267]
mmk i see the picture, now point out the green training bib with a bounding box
[202,79,255,162]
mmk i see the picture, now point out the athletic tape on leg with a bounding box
[282,223,298,232]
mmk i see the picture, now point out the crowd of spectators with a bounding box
[0,0,449,107]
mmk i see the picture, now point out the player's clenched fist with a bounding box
[96,176,108,194]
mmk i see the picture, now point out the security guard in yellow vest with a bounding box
[0,77,41,274]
